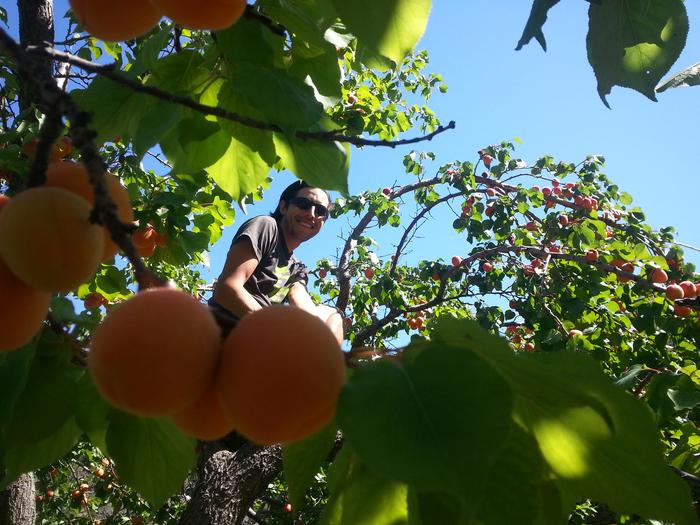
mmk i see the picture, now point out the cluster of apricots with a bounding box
[89,296,346,445]
[0,139,134,351]
[69,0,247,42]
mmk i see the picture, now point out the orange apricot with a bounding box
[171,382,236,441]
[21,137,72,161]
[216,305,346,445]
[132,226,158,257]
[0,187,104,292]
[149,0,246,30]
[89,288,221,416]
[44,161,134,261]
[70,0,162,42]
[0,256,51,352]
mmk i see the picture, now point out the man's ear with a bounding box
[278,199,288,215]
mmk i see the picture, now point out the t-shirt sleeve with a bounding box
[231,216,276,261]
[289,258,309,288]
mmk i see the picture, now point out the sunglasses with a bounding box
[289,196,330,219]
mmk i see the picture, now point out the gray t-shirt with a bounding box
[212,216,309,314]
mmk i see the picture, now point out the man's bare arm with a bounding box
[287,282,318,315]
[212,238,262,318]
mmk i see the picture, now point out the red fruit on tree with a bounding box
[451,256,462,267]
[586,250,599,263]
[486,188,496,197]
[525,221,538,232]
[482,154,493,168]
[679,281,697,299]
[542,187,551,196]
[568,329,583,338]
[484,205,495,217]
[364,268,375,279]
[284,503,293,513]
[382,187,391,196]
[650,268,668,284]
[482,262,493,273]
[319,268,328,278]
[558,214,569,226]
[673,304,692,318]
[666,284,684,301]
[574,195,585,207]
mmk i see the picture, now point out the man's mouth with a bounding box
[297,219,316,230]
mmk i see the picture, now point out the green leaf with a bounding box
[332,0,432,63]
[217,81,277,165]
[232,63,325,133]
[283,422,337,510]
[72,77,155,143]
[0,343,36,442]
[474,424,546,525]
[289,41,343,108]
[257,0,338,48]
[341,461,409,525]
[132,101,181,158]
[337,344,513,512]
[160,116,231,173]
[657,61,700,93]
[216,15,284,68]
[150,50,211,94]
[433,319,696,525]
[515,0,561,51]
[1,417,81,489]
[586,0,689,107]
[5,338,81,444]
[106,412,196,507]
[273,133,350,194]
[74,373,112,453]
[206,137,271,200]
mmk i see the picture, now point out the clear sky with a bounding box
[4,1,699,282]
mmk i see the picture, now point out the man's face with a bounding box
[279,187,330,244]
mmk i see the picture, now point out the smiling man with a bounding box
[208,180,343,342]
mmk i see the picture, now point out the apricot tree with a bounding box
[0,1,699,525]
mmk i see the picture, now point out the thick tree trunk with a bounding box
[0,473,37,525]
[179,442,283,525]
[16,0,55,112]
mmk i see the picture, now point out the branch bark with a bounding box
[0,473,36,525]
[179,442,282,525]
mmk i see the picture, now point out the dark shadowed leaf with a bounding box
[283,422,337,510]
[515,0,562,51]
[1,418,81,489]
[587,0,689,107]
[106,412,196,507]
[274,133,349,194]
[232,64,325,133]
[337,343,513,514]
[433,318,696,525]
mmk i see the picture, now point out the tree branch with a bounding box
[22,43,456,148]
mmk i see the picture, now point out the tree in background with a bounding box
[0,1,698,524]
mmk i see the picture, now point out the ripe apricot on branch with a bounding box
[216,305,346,445]
[44,161,134,260]
[171,382,236,441]
[70,0,162,42]
[0,257,51,352]
[149,0,246,30]
[89,288,221,416]
[0,187,104,292]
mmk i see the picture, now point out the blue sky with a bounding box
[4,1,699,283]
